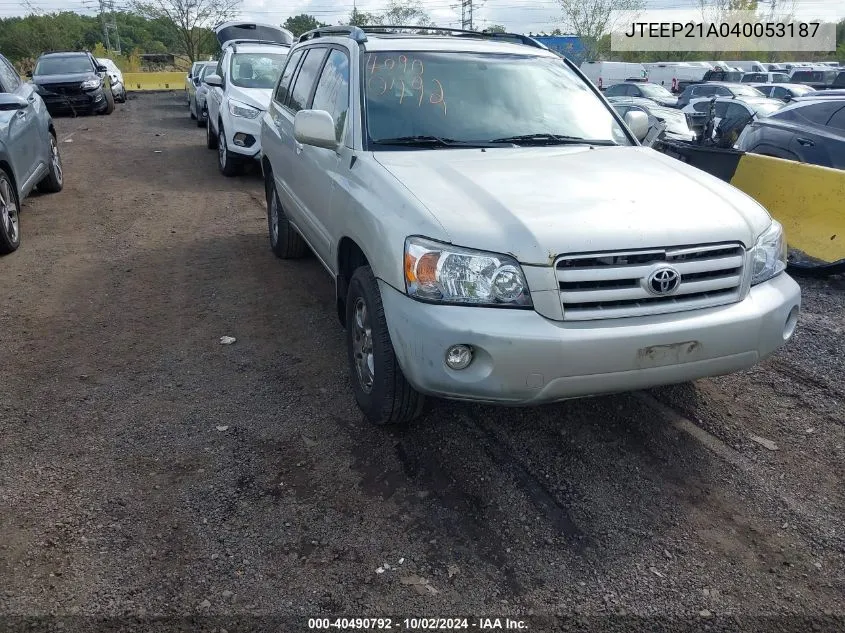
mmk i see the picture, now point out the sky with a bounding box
[1,0,843,35]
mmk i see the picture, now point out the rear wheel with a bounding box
[0,168,21,255]
[206,117,218,149]
[346,266,424,426]
[265,169,307,259]
[189,96,196,120]
[37,133,63,193]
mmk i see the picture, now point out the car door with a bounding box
[265,47,305,207]
[267,46,329,258]
[789,102,843,166]
[295,47,352,267]
[207,57,226,132]
[0,56,41,187]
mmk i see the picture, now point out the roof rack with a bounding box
[299,26,368,44]
[298,24,547,50]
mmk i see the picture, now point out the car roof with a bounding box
[39,51,89,58]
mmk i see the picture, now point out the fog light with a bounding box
[445,344,473,370]
[233,133,255,147]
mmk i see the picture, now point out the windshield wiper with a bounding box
[490,133,617,146]
[371,135,507,148]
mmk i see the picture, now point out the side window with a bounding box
[288,48,328,113]
[274,48,304,105]
[826,106,845,131]
[772,87,786,99]
[0,57,21,92]
[216,56,225,80]
[714,102,729,118]
[725,103,748,120]
[798,102,842,125]
[310,49,350,143]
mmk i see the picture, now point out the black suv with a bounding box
[28,51,115,116]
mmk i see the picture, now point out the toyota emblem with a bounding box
[646,267,681,295]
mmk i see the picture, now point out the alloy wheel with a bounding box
[352,297,374,393]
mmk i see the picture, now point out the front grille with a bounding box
[555,243,746,321]
[41,83,85,96]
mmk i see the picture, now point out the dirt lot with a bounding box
[0,92,843,632]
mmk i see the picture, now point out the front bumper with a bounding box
[379,273,801,404]
[41,88,106,113]
[223,109,262,160]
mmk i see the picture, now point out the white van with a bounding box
[731,60,767,72]
[643,62,709,93]
[579,61,647,90]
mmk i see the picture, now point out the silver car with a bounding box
[191,63,217,127]
[0,52,63,255]
[187,61,215,123]
[260,26,801,426]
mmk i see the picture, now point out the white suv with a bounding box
[205,21,293,176]
[260,26,801,426]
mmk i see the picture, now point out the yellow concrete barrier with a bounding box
[124,72,186,91]
[729,153,845,265]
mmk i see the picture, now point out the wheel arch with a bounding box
[336,237,370,328]
[0,157,20,198]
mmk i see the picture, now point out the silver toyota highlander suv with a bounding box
[259,26,801,426]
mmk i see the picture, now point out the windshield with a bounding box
[364,52,630,146]
[749,101,782,116]
[640,84,673,98]
[229,52,287,89]
[34,56,93,76]
[200,64,216,80]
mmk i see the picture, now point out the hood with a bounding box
[227,85,272,110]
[34,72,98,86]
[374,146,771,265]
[656,96,679,107]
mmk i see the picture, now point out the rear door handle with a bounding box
[796,137,815,147]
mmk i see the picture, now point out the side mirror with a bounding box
[96,64,108,73]
[26,70,33,78]
[624,110,650,142]
[294,109,339,150]
[204,74,223,87]
[0,93,30,111]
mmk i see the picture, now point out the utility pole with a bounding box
[98,0,121,54]
[459,0,485,31]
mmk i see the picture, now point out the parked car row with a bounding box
[0,51,64,256]
[597,75,845,169]
[194,23,802,426]
[580,60,844,95]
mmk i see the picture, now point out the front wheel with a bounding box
[0,168,21,255]
[189,96,196,120]
[346,266,424,426]
[217,124,241,177]
[100,88,115,115]
[38,133,63,193]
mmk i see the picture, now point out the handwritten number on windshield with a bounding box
[366,54,445,114]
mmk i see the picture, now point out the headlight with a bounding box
[228,100,261,119]
[750,220,787,285]
[81,78,101,90]
[404,236,532,307]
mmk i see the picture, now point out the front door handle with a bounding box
[294,141,303,155]
[796,137,814,147]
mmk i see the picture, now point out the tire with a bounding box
[0,168,21,255]
[99,88,115,115]
[346,266,424,426]
[265,169,307,259]
[217,124,241,177]
[196,112,206,128]
[206,117,218,149]
[37,132,63,194]
[189,96,196,120]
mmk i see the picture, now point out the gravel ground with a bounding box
[0,92,842,633]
